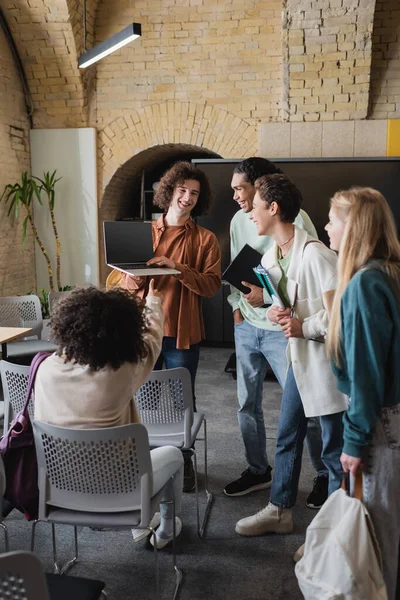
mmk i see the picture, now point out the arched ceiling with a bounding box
[0,0,100,127]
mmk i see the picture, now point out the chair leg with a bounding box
[31,520,38,552]
[0,522,9,552]
[51,523,60,574]
[192,419,213,538]
[171,497,183,600]
[152,527,160,600]
[157,494,182,600]
[60,525,79,575]
[31,520,61,573]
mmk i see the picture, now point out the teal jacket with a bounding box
[333,265,400,457]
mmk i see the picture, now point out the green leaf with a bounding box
[22,215,29,251]
[31,179,42,205]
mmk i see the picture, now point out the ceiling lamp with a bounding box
[78,0,141,69]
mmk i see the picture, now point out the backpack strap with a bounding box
[290,239,322,316]
[22,352,51,415]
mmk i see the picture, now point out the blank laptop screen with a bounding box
[103,221,154,264]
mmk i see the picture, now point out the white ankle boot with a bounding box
[235,502,293,536]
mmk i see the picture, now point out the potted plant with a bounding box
[1,171,55,292]
[1,170,74,320]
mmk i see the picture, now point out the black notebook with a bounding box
[222,244,264,294]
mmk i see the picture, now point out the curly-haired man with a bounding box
[107,161,221,491]
[34,283,185,549]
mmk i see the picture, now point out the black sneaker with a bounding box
[183,456,195,493]
[224,466,272,497]
[306,475,329,509]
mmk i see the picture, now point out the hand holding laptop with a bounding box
[146,256,180,272]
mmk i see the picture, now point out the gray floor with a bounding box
[2,347,317,599]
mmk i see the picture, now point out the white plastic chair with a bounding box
[135,367,213,538]
[0,551,107,599]
[0,360,31,433]
[0,295,56,360]
[32,421,182,600]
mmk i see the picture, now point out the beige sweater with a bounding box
[34,296,163,428]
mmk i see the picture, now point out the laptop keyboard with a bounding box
[115,263,156,269]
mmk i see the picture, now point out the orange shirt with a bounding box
[106,215,221,349]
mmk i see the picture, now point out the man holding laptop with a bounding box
[106,161,221,491]
[224,158,329,509]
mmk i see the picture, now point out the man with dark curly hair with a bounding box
[34,282,185,549]
[107,161,221,491]
[224,158,329,507]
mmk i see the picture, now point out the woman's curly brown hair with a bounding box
[153,161,212,217]
[50,286,148,371]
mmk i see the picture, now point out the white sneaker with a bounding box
[294,543,305,563]
[150,517,182,549]
[131,512,161,543]
[235,502,293,536]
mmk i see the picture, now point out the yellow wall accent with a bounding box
[387,120,400,156]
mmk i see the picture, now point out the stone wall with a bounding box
[283,0,376,122]
[1,0,400,294]
[0,23,34,296]
[370,0,400,118]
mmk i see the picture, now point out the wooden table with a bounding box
[0,327,33,360]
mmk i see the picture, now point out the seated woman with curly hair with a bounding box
[33,281,184,549]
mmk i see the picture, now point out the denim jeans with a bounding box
[362,404,400,600]
[154,336,200,411]
[234,320,288,475]
[306,417,329,478]
[270,365,343,508]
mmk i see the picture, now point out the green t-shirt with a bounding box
[277,248,292,308]
[227,209,317,329]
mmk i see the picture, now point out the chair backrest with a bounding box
[0,296,43,339]
[48,290,71,315]
[135,368,193,446]
[0,551,50,600]
[0,361,31,433]
[33,421,153,523]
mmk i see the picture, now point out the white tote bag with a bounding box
[295,476,387,600]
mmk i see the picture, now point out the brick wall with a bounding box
[1,0,400,132]
[284,0,376,122]
[370,0,400,118]
[0,25,34,297]
[95,0,283,127]
[2,0,400,294]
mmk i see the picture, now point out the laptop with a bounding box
[222,244,264,294]
[103,221,180,276]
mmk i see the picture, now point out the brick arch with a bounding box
[98,102,258,194]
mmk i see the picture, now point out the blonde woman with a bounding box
[326,187,400,600]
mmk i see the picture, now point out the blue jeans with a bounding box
[154,336,200,412]
[270,365,343,508]
[362,405,400,600]
[306,417,329,478]
[234,320,288,475]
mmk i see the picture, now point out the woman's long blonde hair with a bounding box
[327,187,400,366]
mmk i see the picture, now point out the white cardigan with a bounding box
[262,226,347,418]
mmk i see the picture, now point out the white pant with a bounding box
[150,446,184,520]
